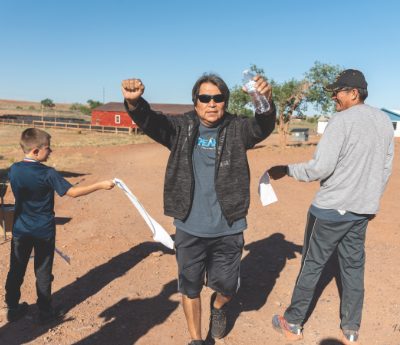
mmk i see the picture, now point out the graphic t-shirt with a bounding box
[174,124,246,237]
[9,161,72,238]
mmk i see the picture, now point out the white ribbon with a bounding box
[113,178,174,250]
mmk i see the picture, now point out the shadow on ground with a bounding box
[0,241,174,345]
[0,168,8,182]
[72,279,179,345]
[58,171,88,178]
[319,338,345,345]
[221,232,302,338]
[287,142,318,147]
[55,217,72,225]
[220,232,342,340]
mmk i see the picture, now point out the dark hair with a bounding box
[192,73,230,109]
[357,88,368,101]
[20,128,51,153]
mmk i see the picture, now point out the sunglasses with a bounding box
[331,87,353,97]
[197,94,225,103]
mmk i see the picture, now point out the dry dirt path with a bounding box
[0,135,399,345]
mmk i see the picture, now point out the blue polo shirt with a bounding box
[9,160,72,238]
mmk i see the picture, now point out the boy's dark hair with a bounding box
[20,128,51,153]
[192,73,230,110]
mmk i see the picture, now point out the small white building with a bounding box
[381,108,400,137]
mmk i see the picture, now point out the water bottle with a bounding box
[242,69,270,113]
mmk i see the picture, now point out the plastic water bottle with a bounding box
[242,69,270,113]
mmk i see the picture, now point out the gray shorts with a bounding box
[175,229,244,298]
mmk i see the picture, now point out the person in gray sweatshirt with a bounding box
[268,69,394,345]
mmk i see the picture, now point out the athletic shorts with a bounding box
[175,229,244,298]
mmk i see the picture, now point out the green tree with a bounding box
[69,100,102,116]
[228,85,253,117]
[305,61,343,114]
[272,78,309,146]
[70,103,91,115]
[80,106,91,115]
[275,61,342,146]
[40,98,55,109]
[228,62,342,147]
[87,99,103,109]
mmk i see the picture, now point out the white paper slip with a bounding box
[113,178,175,250]
[258,171,278,206]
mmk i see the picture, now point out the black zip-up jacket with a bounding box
[125,98,276,225]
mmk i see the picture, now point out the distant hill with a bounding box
[0,99,90,120]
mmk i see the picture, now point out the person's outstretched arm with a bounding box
[66,180,115,198]
[268,115,346,182]
[121,77,176,149]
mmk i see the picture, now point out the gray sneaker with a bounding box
[209,292,227,339]
[341,329,359,344]
[272,314,303,341]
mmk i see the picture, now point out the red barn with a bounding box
[91,102,194,128]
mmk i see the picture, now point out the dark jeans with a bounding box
[5,235,55,311]
[284,212,368,331]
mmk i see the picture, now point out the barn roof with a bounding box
[93,102,194,115]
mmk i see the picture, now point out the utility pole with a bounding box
[102,87,105,103]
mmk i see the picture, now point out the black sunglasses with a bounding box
[331,87,353,97]
[197,94,225,103]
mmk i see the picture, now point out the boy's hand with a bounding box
[100,180,115,190]
[121,78,145,107]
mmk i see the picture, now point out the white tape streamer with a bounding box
[113,178,174,250]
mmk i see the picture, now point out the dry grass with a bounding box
[0,125,154,165]
[0,99,91,120]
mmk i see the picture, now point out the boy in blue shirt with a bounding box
[5,128,115,323]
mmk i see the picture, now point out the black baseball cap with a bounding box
[324,69,368,91]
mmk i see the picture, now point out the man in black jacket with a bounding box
[121,73,276,345]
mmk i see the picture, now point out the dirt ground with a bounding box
[0,131,399,345]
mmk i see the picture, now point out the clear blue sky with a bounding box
[1,0,399,112]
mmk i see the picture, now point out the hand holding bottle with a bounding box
[242,70,272,113]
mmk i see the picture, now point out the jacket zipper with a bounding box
[185,120,199,220]
[214,125,228,219]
